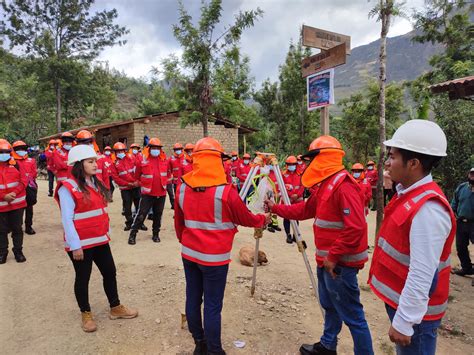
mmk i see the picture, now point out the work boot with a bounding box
[193,339,207,355]
[139,224,148,231]
[109,304,138,320]
[48,192,53,197]
[452,267,474,276]
[13,249,26,263]
[25,227,36,235]
[300,342,336,355]
[207,350,226,355]
[273,225,281,231]
[292,235,297,243]
[286,234,293,244]
[0,250,8,264]
[267,226,276,233]
[124,223,132,231]
[147,214,153,220]
[128,231,137,245]
[81,311,97,333]
[152,232,161,243]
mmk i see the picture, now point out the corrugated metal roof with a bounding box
[429,76,474,100]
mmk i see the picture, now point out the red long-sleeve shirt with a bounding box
[16,157,37,186]
[365,169,378,187]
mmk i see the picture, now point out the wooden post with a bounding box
[320,106,330,135]
[243,134,247,155]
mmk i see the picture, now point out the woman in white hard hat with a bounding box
[55,145,138,332]
[368,119,456,354]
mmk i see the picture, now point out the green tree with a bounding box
[1,0,128,132]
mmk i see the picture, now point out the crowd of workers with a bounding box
[0,118,473,355]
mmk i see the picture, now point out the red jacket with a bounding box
[174,183,266,266]
[282,170,303,204]
[103,155,114,174]
[55,178,110,251]
[230,158,240,174]
[237,162,252,183]
[53,148,71,182]
[181,155,193,175]
[356,177,372,213]
[16,156,37,187]
[45,149,55,171]
[136,155,169,197]
[0,161,27,212]
[369,181,455,321]
[169,154,184,184]
[111,156,138,190]
[272,170,368,268]
[365,169,378,187]
[296,162,307,176]
[224,161,232,184]
[95,155,110,189]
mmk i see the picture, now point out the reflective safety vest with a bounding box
[237,163,252,182]
[176,182,237,266]
[369,181,455,321]
[282,171,303,203]
[54,148,70,181]
[181,157,193,175]
[312,170,368,268]
[139,157,169,195]
[95,155,110,189]
[0,163,27,212]
[169,155,183,183]
[114,157,136,190]
[56,178,110,251]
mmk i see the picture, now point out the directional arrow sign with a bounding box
[301,42,346,78]
[302,25,351,54]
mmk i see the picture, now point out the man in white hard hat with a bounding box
[368,119,456,354]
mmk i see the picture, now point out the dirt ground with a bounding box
[0,179,473,355]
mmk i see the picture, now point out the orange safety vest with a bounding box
[369,181,455,321]
[56,178,110,251]
[139,157,169,195]
[176,182,237,266]
[312,170,368,268]
[0,163,27,212]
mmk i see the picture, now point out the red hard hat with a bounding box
[184,143,194,151]
[351,163,364,170]
[173,142,183,150]
[367,160,375,166]
[194,137,224,153]
[0,139,12,151]
[13,140,27,149]
[113,142,127,151]
[148,138,162,147]
[285,155,297,164]
[308,135,342,151]
[76,130,93,140]
[243,153,251,159]
[130,143,140,149]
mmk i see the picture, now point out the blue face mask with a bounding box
[367,166,374,171]
[150,149,160,157]
[175,150,182,155]
[268,165,273,171]
[132,149,138,155]
[298,161,302,165]
[288,165,296,172]
[353,172,361,179]
[104,151,111,156]
[117,152,126,159]
[243,159,250,165]
[63,144,72,151]
[0,153,11,162]
[16,150,28,157]
[232,156,237,161]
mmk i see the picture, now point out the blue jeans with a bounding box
[386,304,441,355]
[317,266,374,355]
[183,258,229,353]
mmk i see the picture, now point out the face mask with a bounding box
[298,161,302,165]
[49,147,54,151]
[268,166,273,171]
[16,150,28,157]
[353,172,361,179]
[117,152,126,159]
[367,166,374,171]
[132,149,138,155]
[288,165,296,172]
[175,150,182,155]
[0,153,11,162]
[150,149,160,157]
[63,144,72,151]
[244,159,250,165]
[104,151,111,156]
[232,156,237,161]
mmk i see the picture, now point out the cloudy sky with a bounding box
[95,0,426,85]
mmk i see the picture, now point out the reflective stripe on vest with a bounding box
[371,275,448,316]
[179,184,235,230]
[57,177,67,181]
[65,234,109,249]
[160,172,167,177]
[316,249,368,262]
[96,169,102,173]
[74,208,106,221]
[0,182,19,189]
[0,195,26,206]
[173,168,179,171]
[314,218,344,229]
[412,189,448,204]
[118,171,127,176]
[181,245,231,263]
[378,236,451,272]
[141,187,151,193]
[142,174,153,179]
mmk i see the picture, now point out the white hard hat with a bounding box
[384,119,447,157]
[67,145,97,166]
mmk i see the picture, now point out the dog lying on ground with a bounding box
[239,245,268,266]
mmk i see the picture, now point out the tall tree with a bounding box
[369,0,406,234]
[1,0,128,132]
[172,0,263,136]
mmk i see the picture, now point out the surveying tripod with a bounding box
[238,153,324,317]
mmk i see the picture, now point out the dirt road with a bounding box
[0,180,472,354]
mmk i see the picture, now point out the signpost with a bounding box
[301,42,346,78]
[302,25,351,54]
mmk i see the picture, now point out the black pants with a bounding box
[132,195,166,234]
[120,187,141,226]
[67,243,120,313]
[0,208,24,253]
[25,187,37,229]
[371,187,377,210]
[456,220,474,272]
[166,183,175,208]
[284,219,299,235]
[109,177,115,196]
[47,170,55,194]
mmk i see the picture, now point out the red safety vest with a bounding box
[56,178,110,251]
[312,170,368,268]
[169,154,184,183]
[176,182,238,266]
[53,148,70,182]
[237,163,252,183]
[369,181,455,321]
[181,157,193,175]
[139,157,169,195]
[283,170,303,203]
[113,156,136,190]
[16,157,38,186]
[95,155,110,189]
[0,163,27,212]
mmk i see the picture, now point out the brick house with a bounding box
[39,111,257,155]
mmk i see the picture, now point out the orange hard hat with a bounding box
[104,146,112,151]
[367,160,375,166]
[130,143,140,149]
[285,155,297,164]
[351,163,364,170]
[173,142,183,150]
[243,153,251,159]
[308,135,342,151]
[13,140,27,149]
[60,132,74,139]
[231,151,238,156]
[184,143,194,151]
[194,137,224,154]
[48,139,56,145]
[148,138,162,147]
[113,142,127,151]
[76,130,93,140]
[0,139,12,151]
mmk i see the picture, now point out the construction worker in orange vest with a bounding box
[265,136,373,355]
[12,141,38,235]
[368,120,455,354]
[174,137,271,355]
[45,139,57,196]
[351,163,372,216]
[282,155,304,244]
[0,139,27,264]
[181,143,194,175]
[55,145,138,332]
[128,138,169,244]
[53,132,75,183]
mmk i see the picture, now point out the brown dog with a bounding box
[239,245,268,266]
